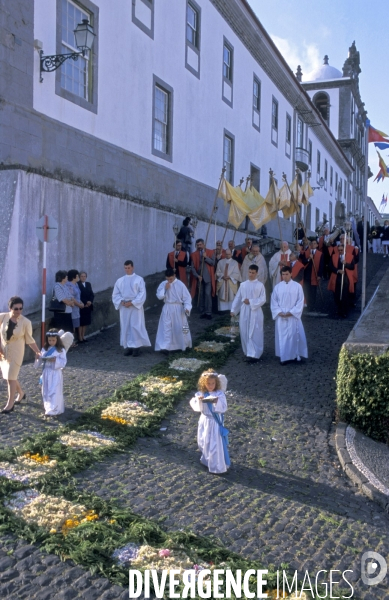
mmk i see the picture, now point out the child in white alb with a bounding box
[189,370,230,474]
[36,329,70,418]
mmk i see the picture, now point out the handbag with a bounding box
[49,289,66,312]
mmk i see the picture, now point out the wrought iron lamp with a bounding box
[308,172,325,191]
[40,19,95,82]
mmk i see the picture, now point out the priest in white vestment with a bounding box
[216,249,242,311]
[230,264,266,362]
[241,245,268,284]
[271,266,308,364]
[269,241,292,289]
[112,261,151,356]
[155,269,192,352]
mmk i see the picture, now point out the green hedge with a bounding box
[336,346,389,442]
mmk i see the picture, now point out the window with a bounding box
[329,201,333,230]
[185,0,201,77]
[308,139,312,165]
[132,0,154,39]
[223,44,232,82]
[313,92,330,124]
[335,173,338,198]
[57,0,98,112]
[324,160,328,191]
[152,76,173,162]
[330,166,333,195]
[317,150,321,179]
[339,178,343,199]
[285,113,291,157]
[297,117,304,148]
[271,97,278,146]
[222,38,233,107]
[272,98,278,130]
[223,131,234,184]
[187,2,199,48]
[315,208,320,227]
[252,76,261,131]
[344,179,347,199]
[250,164,260,192]
[286,114,292,144]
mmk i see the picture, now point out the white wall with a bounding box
[0,170,251,313]
[33,0,299,193]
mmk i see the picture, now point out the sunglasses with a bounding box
[12,307,23,311]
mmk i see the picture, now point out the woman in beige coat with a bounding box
[0,297,41,413]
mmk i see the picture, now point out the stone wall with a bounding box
[343,265,389,356]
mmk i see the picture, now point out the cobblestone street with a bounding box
[0,256,388,599]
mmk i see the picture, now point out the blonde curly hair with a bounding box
[197,370,221,392]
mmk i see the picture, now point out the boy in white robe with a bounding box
[112,260,151,357]
[155,269,192,352]
[230,264,266,363]
[271,266,308,364]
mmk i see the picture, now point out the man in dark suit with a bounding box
[77,271,95,342]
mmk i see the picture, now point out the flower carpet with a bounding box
[0,318,299,597]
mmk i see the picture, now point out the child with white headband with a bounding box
[36,329,68,419]
[189,370,230,474]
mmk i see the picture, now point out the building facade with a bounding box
[0,0,365,311]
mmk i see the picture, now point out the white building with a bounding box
[0,0,367,312]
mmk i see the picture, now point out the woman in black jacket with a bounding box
[77,271,95,342]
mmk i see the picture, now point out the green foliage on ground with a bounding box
[336,345,389,442]
[0,318,290,596]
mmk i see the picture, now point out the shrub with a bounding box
[336,346,389,442]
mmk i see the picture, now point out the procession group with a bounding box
[113,234,308,365]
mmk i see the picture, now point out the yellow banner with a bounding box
[301,180,313,205]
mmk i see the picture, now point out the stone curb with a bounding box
[335,421,389,513]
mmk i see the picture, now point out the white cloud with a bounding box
[270,35,322,80]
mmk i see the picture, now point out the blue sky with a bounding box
[247,0,389,211]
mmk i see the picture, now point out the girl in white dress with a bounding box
[38,329,67,418]
[189,370,230,474]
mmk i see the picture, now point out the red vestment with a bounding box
[167,250,187,283]
[304,248,323,285]
[328,248,355,294]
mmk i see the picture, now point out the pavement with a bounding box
[0,254,389,599]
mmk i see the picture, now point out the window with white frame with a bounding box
[187,2,199,48]
[223,133,234,184]
[308,139,312,165]
[252,76,261,131]
[315,208,320,227]
[335,172,338,198]
[286,114,292,144]
[272,98,278,131]
[152,77,173,161]
[61,0,91,100]
[317,150,321,180]
[330,166,333,195]
[271,97,278,146]
[223,43,232,82]
[324,159,328,191]
[297,117,304,148]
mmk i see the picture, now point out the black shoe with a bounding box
[205,314,212,320]
[199,314,207,319]
[132,348,140,357]
[123,348,133,356]
[1,406,14,413]
[14,393,26,404]
[246,357,259,363]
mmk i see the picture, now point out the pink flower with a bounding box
[158,549,170,557]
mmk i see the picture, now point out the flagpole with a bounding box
[283,171,324,302]
[197,167,226,307]
[361,119,370,312]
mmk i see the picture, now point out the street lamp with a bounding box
[308,172,325,191]
[40,19,96,82]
